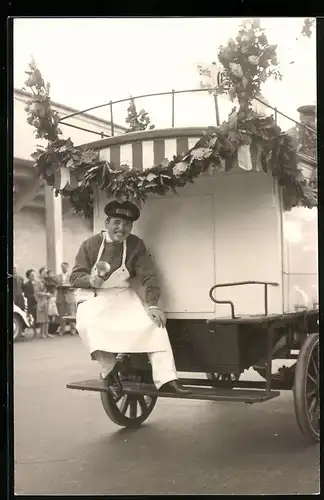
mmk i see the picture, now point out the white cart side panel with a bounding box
[94,171,283,318]
[133,195,216,314]
[211,172,283,317]
[282,207,318,311]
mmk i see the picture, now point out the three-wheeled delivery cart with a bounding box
[66,128,319,444]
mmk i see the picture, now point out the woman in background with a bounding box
[34,267,53,338]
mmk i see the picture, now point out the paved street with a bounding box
[14,333,319,495]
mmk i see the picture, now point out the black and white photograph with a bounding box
[12,17,318,495]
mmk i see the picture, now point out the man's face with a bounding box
[106,217,133,243]
[13,267,17,276]
[300,114,315,128]
[29,271,36,281]
[61,263,68,273]
[40,269,47,278]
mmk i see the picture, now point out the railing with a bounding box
[58,87,317,141]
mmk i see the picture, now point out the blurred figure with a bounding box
[13,266,25,311]
[23,269,39,335]
[55,262,77,336]
[44,270,60,335]
[34,267,53,338]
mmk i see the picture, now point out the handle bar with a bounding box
[209,281,279,319]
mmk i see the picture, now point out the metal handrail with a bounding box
[58,88,211,122]
[58,87,317,138]
[209,281,280,319]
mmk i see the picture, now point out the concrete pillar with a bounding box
[45,185,63,274]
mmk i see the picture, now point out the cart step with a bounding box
[66,379,280,404]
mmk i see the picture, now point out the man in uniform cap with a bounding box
[71,200,191,395]
[297,104,316,117]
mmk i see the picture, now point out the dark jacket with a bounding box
[22,280,36,305]
[14,275,25,310]
[44,276,58,294]
[70,233,160,307]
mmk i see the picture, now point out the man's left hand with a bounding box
[147,308,166,328]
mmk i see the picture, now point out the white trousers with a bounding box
[94,348,178,390]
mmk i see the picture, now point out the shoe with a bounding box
[159,380,192,395]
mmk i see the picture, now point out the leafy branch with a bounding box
[216,19,282,117]
[301,18,315,39]
[125,97,155,132]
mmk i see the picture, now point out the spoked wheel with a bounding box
[206,372,240,382]
[293,333,319,444]
[100,390,157,428]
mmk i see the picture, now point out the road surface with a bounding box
[14,333,319,495]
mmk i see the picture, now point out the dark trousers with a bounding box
[14,294,25,311]
[48,322,60,335]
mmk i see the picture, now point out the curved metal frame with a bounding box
[57,87,317,138]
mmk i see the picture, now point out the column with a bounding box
[45,184,63,274]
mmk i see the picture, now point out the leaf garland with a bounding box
[23,20,317,218]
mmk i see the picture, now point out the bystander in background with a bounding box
[55,262,77,335]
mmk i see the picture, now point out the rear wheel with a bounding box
[293,333,319,443]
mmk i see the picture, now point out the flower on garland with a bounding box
[22,19,317,218]
[173,161,189,177]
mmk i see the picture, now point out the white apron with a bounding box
[76,234,171,354]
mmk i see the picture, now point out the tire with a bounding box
[293,333,319,444]
[13,315,24,341]
[100,389,157,428]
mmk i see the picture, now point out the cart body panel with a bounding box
[95,170,284,318]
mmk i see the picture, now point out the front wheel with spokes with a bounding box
[100,388,157,428]
[293,333,319,444]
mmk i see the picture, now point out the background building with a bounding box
[13,89,127,274]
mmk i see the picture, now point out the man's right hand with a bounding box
[89,274,104,288]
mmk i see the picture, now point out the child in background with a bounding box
[44,270,60,335]
[34,267,52,338]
